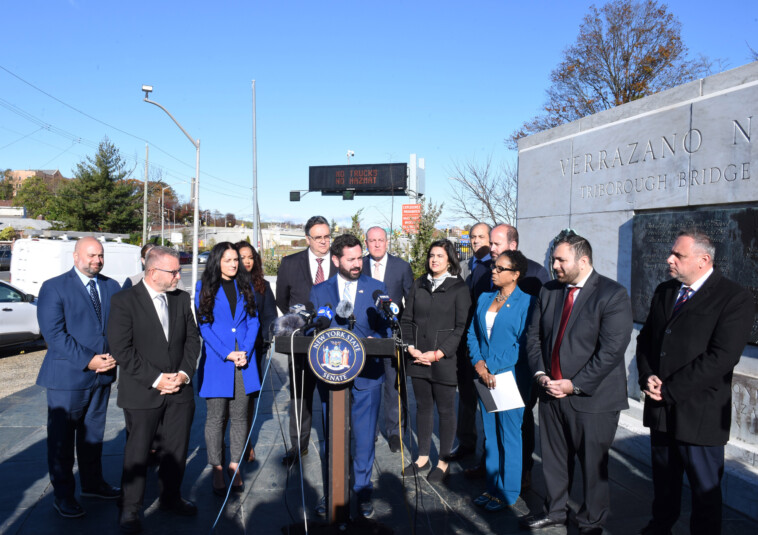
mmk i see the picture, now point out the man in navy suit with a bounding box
[36,237,122,518]
[275,215,337,465]
[311,234,390,518]
[362,226,413,453]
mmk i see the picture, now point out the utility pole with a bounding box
[143,144,149,245]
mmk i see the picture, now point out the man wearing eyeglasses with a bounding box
[275,215,337,465]
[107,246,200,534]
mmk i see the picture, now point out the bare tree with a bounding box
[447,155,517,226]
[507,0,715,148]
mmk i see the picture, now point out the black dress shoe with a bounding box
[388,435,401,453]
[403,459,430,475]
[519,514,566,530]
[444,445,475,462]
[358,499,374,518]
[159,497,197,516]
[81,482,122,500]
[281,446,308,466]
[119,510,142,534]
[53,496,85,518]
[427,465,450,484]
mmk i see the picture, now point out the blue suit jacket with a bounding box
[467,286,534,392]
[37,267,121,391]
[195,280,261,397]
[361,254,413,315]
[309,274,390,390]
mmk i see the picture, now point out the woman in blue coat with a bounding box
[195,242,261,495]
[467,250,535,512]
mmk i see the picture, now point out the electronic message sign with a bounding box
[309,163,408,195]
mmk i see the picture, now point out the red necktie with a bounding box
[314,258,324,285]
[550,287,578,380]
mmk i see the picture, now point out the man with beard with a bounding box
[37,236,122,518]
[107,246,200,534]
[522,230,632,534]
[309,234,391,518]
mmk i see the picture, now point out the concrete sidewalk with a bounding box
[1,350,756,535]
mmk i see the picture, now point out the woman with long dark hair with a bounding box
[195,242,260,495]
[234,241,277,462]
[401,239,471,483]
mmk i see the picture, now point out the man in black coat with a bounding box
[636,230,754,535]
[275,215,337,465]
[362,226,413,453]
[523,231,632,534]
[450,222,492,464]
[107,247,200,534]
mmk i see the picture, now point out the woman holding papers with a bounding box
[402,240,471,484]
[467,250,535,512]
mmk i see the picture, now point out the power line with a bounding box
[0,64,251,189]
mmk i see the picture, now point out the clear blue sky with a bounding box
[2,0,756,230]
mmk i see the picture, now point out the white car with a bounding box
[197,251,210,264]
[0,280,41,348]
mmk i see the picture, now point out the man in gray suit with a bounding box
[522,230,632,534]
[363,226,413,453]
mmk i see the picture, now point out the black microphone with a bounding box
[372,290,400,322]
[291,302,316,324]
[304,303,334,333]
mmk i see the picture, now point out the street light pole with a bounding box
[142,85,201,298]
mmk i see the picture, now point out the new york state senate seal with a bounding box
[308,328,366,385]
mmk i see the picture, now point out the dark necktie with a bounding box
[671,286,692,317]
[314,258,325,285]
[88,280,102,324]
[550,287,578,380]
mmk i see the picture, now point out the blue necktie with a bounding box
[672,287,692,317]
[88,280,102,324]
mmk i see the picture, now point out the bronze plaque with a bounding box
[631,207,758,344]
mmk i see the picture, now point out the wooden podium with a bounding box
[275,335,397,524]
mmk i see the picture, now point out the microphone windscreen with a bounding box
[314,315,331,331]
[336,299,354,318]
[273,313,305,336]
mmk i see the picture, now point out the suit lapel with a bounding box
[667,272,719,325]
[97,274,110,327]
[564,271,598,334]
[70,269,100,326]
[135,282,170,346]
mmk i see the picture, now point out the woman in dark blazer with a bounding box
[401,239,471,483]
[195,242,261,495]
[468,250,534,512]
[235,241,277,462]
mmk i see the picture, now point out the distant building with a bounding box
[0,200,26,217]
[7,170,68,196]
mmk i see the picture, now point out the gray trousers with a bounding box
[205,367,249,466]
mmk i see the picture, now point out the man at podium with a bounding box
[309,234,391,519]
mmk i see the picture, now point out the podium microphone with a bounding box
[372,290,400,324]
[308,303,334,333]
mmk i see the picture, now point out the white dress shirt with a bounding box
[308,249,331,284]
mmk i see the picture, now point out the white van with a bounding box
[10,238,141,296]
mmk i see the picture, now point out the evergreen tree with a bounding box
[409,199,443,278]
[56,138,141,232]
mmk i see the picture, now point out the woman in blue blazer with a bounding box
[195,242,261,495]
[467,250,535,512]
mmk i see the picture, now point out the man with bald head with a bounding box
[37,237,122,518]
